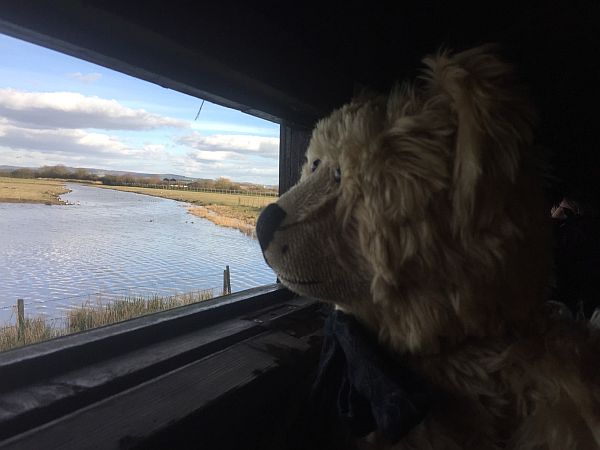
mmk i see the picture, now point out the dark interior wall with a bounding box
[498,3,600,205]
[279,124,311,193]
[0,1,598,198]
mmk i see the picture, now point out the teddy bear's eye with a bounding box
[334,167,341,183]
[310,159,321,172]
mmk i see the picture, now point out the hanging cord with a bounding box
[194,99,205,121]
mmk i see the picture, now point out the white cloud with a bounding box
[179,132,279,159]
[0,120,133,158]
[0,88,189,130]
[188,150,242,161]
[168,152,278,184]
[141,144,167,159]
[0,145,174,175]
[66,72,102,83]
[0,120,280,183]
[190,121,278,136]
[0,90,279,184]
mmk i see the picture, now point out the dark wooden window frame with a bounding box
[0,7,321,448]
[0,285,325,448]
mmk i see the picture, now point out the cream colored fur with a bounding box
[261,46,600,449]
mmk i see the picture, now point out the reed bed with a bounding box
[67,289,214,333]
[0,316,63,352]
[0,289,214,352]
[188,205,257,237]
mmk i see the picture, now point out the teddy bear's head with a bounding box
[257,46,552,354]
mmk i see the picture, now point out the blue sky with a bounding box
[0,33,280,184]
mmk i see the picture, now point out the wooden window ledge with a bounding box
[0,285,325,449]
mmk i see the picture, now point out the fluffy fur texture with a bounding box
[259,46,600,449]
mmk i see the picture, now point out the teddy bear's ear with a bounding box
[354,46,538,310]
[421,45,536,234]
[354,86,454,308]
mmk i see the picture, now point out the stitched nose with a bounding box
[256,203,287,252]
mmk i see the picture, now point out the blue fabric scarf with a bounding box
[311,310,434,444]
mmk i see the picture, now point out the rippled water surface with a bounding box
[0,184,275,322]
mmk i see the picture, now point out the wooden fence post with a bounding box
[222,266,231,295]
[226,265,231,295]
[17,299,24,341]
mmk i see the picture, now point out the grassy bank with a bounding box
[188,205,257,237]
[97,184,275,235]
[96,184,274,207]
[0,177,70,205]
[0,289,213,352]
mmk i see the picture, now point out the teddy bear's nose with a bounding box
[256,203,287,252]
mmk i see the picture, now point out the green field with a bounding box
[96,184,275,208]
[0,177,69,205]
[97,184,276,233]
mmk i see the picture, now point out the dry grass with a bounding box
[96,184,275,208]
[0,289,214,352]
[188,205,258,237]
[67,289,214,333]
[0,316,63,352]
[0,177,70,205]
[207,204,262,226]
[98,184,275,236]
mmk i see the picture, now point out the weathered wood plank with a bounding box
[0,329,321,450]
[279,124,312,194]
[0,295,318,442]
[0,318,257,424]
[0,284,290,392]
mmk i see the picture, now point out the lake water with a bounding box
[0,184,275,323]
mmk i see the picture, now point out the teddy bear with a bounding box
[256,45,600,449]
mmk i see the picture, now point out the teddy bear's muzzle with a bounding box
[256,202,287,252]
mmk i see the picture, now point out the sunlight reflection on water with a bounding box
[0,184,275,323]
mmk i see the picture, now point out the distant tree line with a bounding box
[4,165,100,181]
[187,177,278,193]
[188,177,241,191]
[100,174,161,186]
[1,165,277,193]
